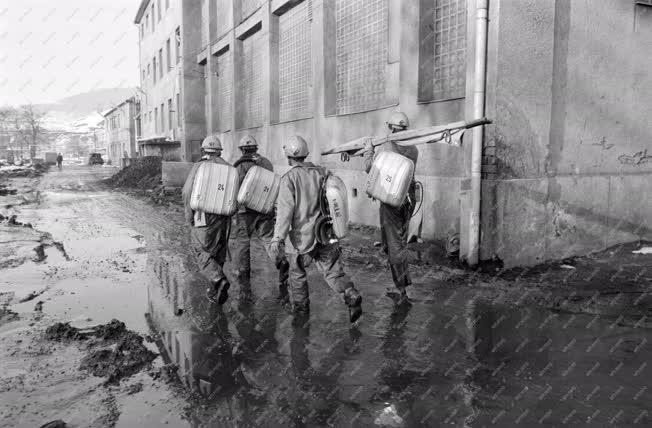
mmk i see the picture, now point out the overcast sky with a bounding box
[0,0,139,106]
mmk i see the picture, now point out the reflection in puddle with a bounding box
[145,250,652,427]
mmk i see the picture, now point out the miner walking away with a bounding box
[364,112,418,308]
[232,135,290,303]
[270,136,362,323]
[182,135,233,304]
[56,153,63,171]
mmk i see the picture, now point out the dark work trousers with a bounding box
[191,214,231,284]
[379,184,416,290]
[233,210,289,291]
[288,242,355,305]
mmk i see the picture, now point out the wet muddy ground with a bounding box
[0,166,650,427]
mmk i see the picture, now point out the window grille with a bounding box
[216,50,232,131]
[239,31,264,129]
[335,0,388,115]
[432,0,467,100]
[278,0,313,122]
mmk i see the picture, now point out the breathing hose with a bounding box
[410,181,424,219]
[315,173,337,244]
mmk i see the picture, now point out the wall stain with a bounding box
[592,137,614,150]
[618,149,652,166]
[551,204,577,238]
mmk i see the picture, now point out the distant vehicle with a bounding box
[88,153,104,166]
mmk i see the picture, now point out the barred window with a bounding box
[278,0,313,123]
[215,49,232,132]
[419,0,467,102]
[335,0,388,115]
[237,29,264,129]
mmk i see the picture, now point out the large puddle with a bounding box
[146,249,652,427]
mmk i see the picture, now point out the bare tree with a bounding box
[18,104,47,159]
[0,105,47,160]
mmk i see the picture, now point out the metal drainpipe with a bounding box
[468,0,489,267]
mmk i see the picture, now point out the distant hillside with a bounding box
[38,88,137,125]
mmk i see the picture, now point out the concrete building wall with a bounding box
[482,0,652,266]
[135,0,204,162]
[193,0,474,241]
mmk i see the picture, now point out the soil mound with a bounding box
[80,333,157,384]
[44,322,84,340]
[104,157,162,189]
[44,319,158,384]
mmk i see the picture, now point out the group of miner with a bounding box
[182,112,417,324]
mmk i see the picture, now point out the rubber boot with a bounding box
[206,278,230,305]
[276,259,290,305]
[277,280,290,306]
[236,270,253,303]
[386,287,411,308]
[292,299,310,316]
[344,288,363,323]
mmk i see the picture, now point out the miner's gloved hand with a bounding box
[362,137,375,154]
[270,237,283,258]
[340,152,350,162]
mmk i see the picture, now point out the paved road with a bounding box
[1,166,651,427]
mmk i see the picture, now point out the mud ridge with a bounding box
[44,319,158,384]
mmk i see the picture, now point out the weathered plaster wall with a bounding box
[482,0,652,266]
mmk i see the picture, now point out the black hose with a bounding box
[410,181,424,219]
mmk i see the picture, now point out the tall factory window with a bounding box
[160,103,165,133]
[215,48,232,132]
[166,38,171,71]
[334,0,388,115]
[154,107,158,133]
[166,0,170,10]
[241,0,263,22]
[152,57,157,83]
[176,93,181,127]
[158,0,162,21]
[237,27,264,129]
[168,99,173,130]
[418,0,467,102]
[175,28,181,64]
[277,0,313,123]
[151,4,155,32]
[158,49,163,79]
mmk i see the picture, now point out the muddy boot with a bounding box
[386,287,411,308]
[206,278,230,305]
[277,280,290,306]
[344,288,363,323]
[276,258,290,305]
[238,285,254,304]
[292,299,310,316]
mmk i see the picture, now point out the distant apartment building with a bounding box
[193,0,652,267]
[134,0,205,161]
[103,97,138,166]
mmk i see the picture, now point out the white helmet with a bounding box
[201,135,222,152]
[238,135,258,149]
[283,135,309,158]
[386,111,410,130]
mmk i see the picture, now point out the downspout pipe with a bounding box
[468,0,489,267]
